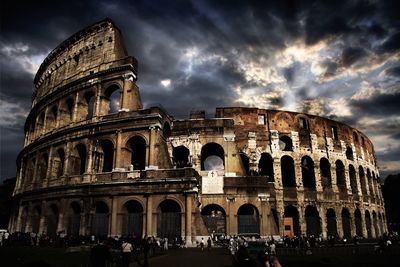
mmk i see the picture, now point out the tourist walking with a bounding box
[121,239,133,267]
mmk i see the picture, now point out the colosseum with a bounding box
[9,19,387,244]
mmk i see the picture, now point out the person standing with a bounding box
[207,237,212,250]
[200,238,205,251]
[121,239,133,267]
[90,239,113,267]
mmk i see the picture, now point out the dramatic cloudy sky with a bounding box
[1,0,399,181]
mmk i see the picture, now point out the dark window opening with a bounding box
[279,135,293,151]
[320,158,331,188]
[105,85,121,114]
[305,206,321,237]
[157,200,181,239]
[173,146,190,168]
[353,132,358,144]
[301,156,316,188]
[56,149,65,177]
[281,156,296,187]
[85,92,95,120]
[240,153,250,175]
[346,146,354,161]
[258,153,274,181]
[201,204,226,235]
[100,139,114,172]
[326,209,337,236]
[359,166,367,195]
[299,117,309,129]
[335,160,345,186]
[332,126,338,141]
[237,204,260,234]
[129,136,146,170]
[342,208,351,239]
[66,98,74,120]
[284,205,300,236]
[201,143,225,171]
[163,122,171,139]
[122,200,144,237]
[354,209,363,236]
[349,164,358,194]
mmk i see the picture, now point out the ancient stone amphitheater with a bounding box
[10,19,387,243]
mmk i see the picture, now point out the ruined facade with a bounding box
[10,19,387,243]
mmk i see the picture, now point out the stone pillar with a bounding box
[32,151,40,186]
[94,85,101,117]
[320,207,327,239]
[146,195,153,236]
[111,197,118,236]
[336,209,344,238]
[260,198,269,236]
[63,141,71,176]
[227,198,236,235]
[360,209,367,238]
[121,73,142,111]
[72,92,79,122]
[42,107,48,135]
[298,206,306,236]
[148,125,159,169]
[55,100,62,128]
[39,201,47,234]
[45,146,54,186]
[114,130,123,170]
[331,164,338,193]
[349,211,356,237]
[344,164,352,194]
[185,194,193,245]
[314,162,323,192]
[79,199,87,236]
[57,213,65,234]
[86,141,94,174]
[294,163,303,189]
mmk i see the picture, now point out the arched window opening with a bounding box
[66,98,74,120]
[258,153,274,181]
[128,136,146,170]
[284,205,300,237]
[85,92,95,120]
[92,201,110,238]
[105,85,121,114]
[26,157,36,182]
[305,206,321,237]
[173,146,190,168]
[335,160,345,186]
[71,144,86,175]
[365,210,372,238]
[201,204,226,235]
[359,166,367,195]
[67,202,81,236]
[279,135,293,151]
[237,204,260,235]
[240,153,250,175]
[346,146,354,161]
[46,204,59,240]
[54,149,65,178]
[301,156,316,188]
[157,200,181,240]
[20,207,28,232]
[349,165,358,194]
[326,209,337,237]
[121,200,144,237]
[37,113,45,133]
[201,143,225,171]
[100,140,114,172]
[31,206,41,234]
[320,158,331,188]
[47,105,58,130]
[37,153,48,180]
[353,132,358,144]
[163,122,171,139]
[354,209,363,237]
[281,156,296,187]
[341,208,351,239]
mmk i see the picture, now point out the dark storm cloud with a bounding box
[351,92,400,116]
[341,47,367,67]
[377,32,400,54]
[384,66,400,77]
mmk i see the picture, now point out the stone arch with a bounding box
[83,91,96,120]
[284,205,300,236]
[240,153,250,175]
[36,112,45,134]
[31,205,41,234]
[67,201,81,236]
[279,135,293,151]
[320,158,331,188]
[281,155,296,187]
[326,208,337,236]
[258,153,274,181]
[335,160,346,187]
[372,211,379,238]
[301,156,316,188]
[354,208,363,237]
[305,205,321,236]
[52,148,65,178]
[25,156,36,182]
[46,105,58,131]
[365,210,372,238]
[359,166,367,195]
[92,201,110,238]
[104,84,121,114]
[157,199,182,239]
[201,142,225,171]
[20,206,29,232]
[46,204,59,239]
[346,146,354,161]
[98,139,114,172]
[37,152,49,180]
[121,200,144,237]
[349,164,358,194]
[237,204,260,235]
[64,98,75,124]
[71,144,87,175]
[201,204,226,235]
[173,145,190,168]
[341,208,351,239]
[127,136,147,170]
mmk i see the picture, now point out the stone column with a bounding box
[185,194,193,245]
[260,198,269,236]
[55,100,62,128]
[336,208,344,238]
[331,164,338,193]
[121,73,142,111]
[86,141,94,174]
[111,197,118,236]
[344,164,352,194]
[114,130,123,170]
[314,162,323,192]
[63,141,71,176]
[32,151,40,187]
[227,198,236,235]
[45,146,54,186]
[79,199,87,236]
[360,209,367,238]
[148,125,159,169]
[72,92,79,122]
[39,201,47,234]
[319,207,327,239]
[94,85,101,117]
[298,206,306,236]
[146,195,153,236]
[42,107,48,135]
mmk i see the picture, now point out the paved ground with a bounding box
[131,248,233,267]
